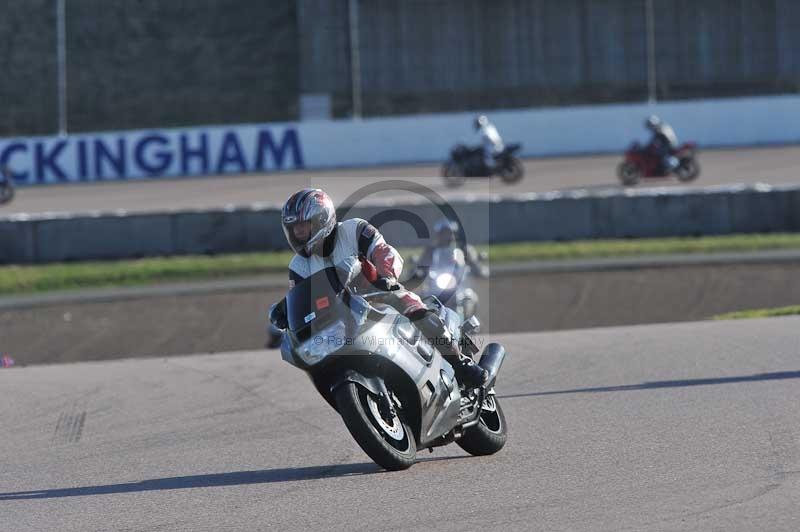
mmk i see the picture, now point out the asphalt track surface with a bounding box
[2,317,800,531]
[3,145,800,216]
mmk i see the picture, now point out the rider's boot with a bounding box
[409,308,489,388]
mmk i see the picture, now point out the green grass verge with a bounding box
[2,233,800,296]
[0,251,295,296]
[713,305,800,320]
[483,233,800,262]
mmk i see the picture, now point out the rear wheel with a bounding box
[457,393,507,456]
[335,382,416,471]
[442,162,466,188]
[499,157,524,184]
[675,157,700,182]
[617,161,641,186]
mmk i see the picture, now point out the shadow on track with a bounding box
[0,463,380,500]
[500,370,800,399]
[0,455,468,501]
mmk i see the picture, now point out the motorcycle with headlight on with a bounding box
[416,247,480,321]
[268,260,508,471]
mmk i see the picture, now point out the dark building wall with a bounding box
[0,0,58,136]
[65,0,298,132]
[1,0,798,135]
[653,0,797,99]
[299,0,800,117]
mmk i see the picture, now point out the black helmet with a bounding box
[645,115,661,131]
[433,218,458,246]
[281,188,336,257]
[473,115,489,131]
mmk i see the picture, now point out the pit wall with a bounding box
[2,184,799,264]
[1,94,800,185]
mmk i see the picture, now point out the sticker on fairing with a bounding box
[304,312,316,323]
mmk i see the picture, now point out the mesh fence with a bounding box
[300,0,800,118]
[1,0,798,134]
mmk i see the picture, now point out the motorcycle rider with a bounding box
[271,188,489,387]
[644,115,679,173]
[415,219,488,280]
[474,115,504,172]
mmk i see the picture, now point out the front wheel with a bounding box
[335,382,417,471]
[498,157,524,184]
[442,162,466,188]
[617,161,641,186]
[675,158,700,182]
[457,393,507,456]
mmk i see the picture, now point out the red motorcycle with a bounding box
[617,142,700,186]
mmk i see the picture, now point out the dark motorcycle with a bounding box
[270,261,508,471]
[442,143,524,188]
[617,142,700,186]
[0,166,15,205]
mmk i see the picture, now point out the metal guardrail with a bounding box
[1,183,798,264]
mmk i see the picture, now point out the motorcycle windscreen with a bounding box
[285,267,343,337]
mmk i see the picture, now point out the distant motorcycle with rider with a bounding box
[407,219,488,322]
[442,115,524,188]
[618,115,700,186]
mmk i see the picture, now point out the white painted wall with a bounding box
[2,94,799,185]
[303,94,800,166]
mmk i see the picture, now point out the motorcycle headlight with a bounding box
[435,273,457,290]
[296,321,348,366]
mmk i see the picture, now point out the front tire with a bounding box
[617,161,641,186]
[335,382,417,471]
[442,162,466,188]
[675,158,700,182]
[499,157,524,184]
[457,393,507,456]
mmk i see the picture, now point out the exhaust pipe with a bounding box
[478,343,506,386]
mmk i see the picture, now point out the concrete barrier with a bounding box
[34,213,173,262]
[1,183,799,264]
[0,218,35,262]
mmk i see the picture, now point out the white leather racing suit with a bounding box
[288,218,426,315]
[478,121,505,168]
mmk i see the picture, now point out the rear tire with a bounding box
[499,158,524,184]
[617,161,641,186]
[335,382,416,471]
[675,158,700,182]
[457,394,507,456]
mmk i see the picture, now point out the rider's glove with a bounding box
[373,277,400,292]
[269,301,288,330]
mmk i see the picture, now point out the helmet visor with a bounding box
[283,219,324,255]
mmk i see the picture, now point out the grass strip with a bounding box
[2,233,800,296]
[713,305,800,320]
[0,251,294,295]
[484,233,800,262]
